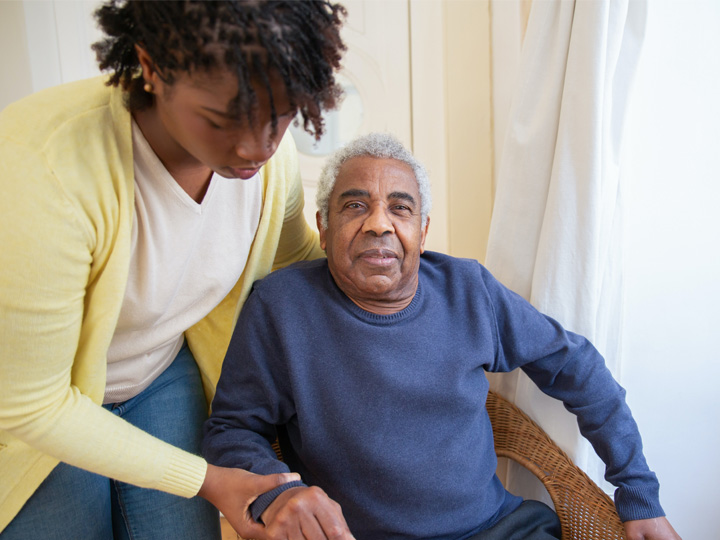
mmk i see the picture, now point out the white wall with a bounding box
[0,0,103,109]
[0,1,33,110]
[621,1,720,538]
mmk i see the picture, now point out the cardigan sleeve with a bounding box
[0,135,206,498]
[203,287,294,476]
[271,133,326,271]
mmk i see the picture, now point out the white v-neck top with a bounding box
[104,121,262,403]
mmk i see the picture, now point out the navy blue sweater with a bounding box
[203,252,663,540]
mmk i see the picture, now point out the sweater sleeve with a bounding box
[478,264,664,522]
[0,137,206,498]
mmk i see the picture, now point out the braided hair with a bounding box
[92,0,346,139]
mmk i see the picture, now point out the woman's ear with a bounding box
[135,44,158,89]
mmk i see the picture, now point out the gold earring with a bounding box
[143,82,154,93]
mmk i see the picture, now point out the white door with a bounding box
[289,0,413,226]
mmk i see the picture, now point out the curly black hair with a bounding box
[92,0,346,139]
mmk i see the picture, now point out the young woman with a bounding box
[0,1,348,538]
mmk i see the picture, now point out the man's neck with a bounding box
[341,278,419,315]
[347,296,414,315]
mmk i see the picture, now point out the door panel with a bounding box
[291,0,412,226]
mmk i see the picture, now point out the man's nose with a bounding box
[362,205,394,236]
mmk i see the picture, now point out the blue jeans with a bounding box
[1,343,221,540]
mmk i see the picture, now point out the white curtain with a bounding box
[486,0,648,500]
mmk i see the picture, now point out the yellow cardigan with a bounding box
[0,76,324,531]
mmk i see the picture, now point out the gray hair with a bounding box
[315,132,432,229]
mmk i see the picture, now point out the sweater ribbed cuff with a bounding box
[157,452,207,498]
[250,480,306,522]
[614,484,665,522]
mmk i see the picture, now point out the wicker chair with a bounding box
[486,390,627,540]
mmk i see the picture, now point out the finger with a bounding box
[298,511,328,540]
[289,523,311,540]
[245,470,302,498]
[265,517,305,540]
[234,518,268,540]
[312,498,352,539]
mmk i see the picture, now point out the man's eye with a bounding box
[346,202,363,209]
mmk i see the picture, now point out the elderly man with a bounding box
[203,134,680,540]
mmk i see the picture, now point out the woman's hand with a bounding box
[198,463,301,540]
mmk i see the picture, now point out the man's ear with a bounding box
[420,215,430,254]
[316,211,327,251]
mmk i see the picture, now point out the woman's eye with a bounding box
[205,116,233,130]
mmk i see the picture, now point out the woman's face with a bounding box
[146,65,296,180]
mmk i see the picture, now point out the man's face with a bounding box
[318,156,429,314]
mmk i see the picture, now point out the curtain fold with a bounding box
[485,0,648,499]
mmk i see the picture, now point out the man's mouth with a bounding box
[359,249,398,266]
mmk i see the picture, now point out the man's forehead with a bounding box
[334,156,417,193]
[335,187,417,208]
[339,154,408,170]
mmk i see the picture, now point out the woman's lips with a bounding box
[226,167,260,179]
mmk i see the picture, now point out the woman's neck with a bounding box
[133,108,213,203]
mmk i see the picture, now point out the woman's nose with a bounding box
[235,132,278,164]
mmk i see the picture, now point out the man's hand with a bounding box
[261,485,354,539]
[624,517,682,540]
[197,463,302,540]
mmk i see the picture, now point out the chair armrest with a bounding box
[486,390,627,540]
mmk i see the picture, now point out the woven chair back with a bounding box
[486,390,627,540]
